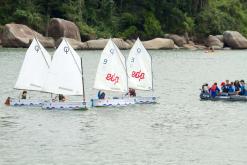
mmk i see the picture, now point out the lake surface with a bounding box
[1,48,247,165]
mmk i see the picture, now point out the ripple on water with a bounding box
[1,49,247,164]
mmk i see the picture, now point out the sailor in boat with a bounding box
[97,90,105,99]
[201,80,247,99]
[228,82,235,95]
[220,82,228,96]
[239,80,246,95]
[125,88,136,97]
[21,90,27,99]
[209,82,220,98]
[58,94,66,102]
[234,80,241,94]
[201,83,209,94]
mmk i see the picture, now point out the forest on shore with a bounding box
[1,0,247,41]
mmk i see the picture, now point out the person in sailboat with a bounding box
[98,90,105,99]
[21,90,27,99]
[58,94,66,102]
[126,88,136,97]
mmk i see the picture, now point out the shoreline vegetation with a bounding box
[1,0,247,50]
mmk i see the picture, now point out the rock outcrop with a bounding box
[55,37,87,50]
[2,23,55,48]
[142,38,174,49]
[207,35,224,49]
[223,31,247,49]
[216,35,224,43]
[48,18,81,41]
[165,34,187,47]
[86,38,131,49]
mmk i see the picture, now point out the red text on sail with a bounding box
[106,73,119,84]
[132,70,145,81]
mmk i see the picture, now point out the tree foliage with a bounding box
[0,0,247,39]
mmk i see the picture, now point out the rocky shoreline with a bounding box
[1,18,247,50]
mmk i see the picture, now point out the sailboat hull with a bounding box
[42,101,87,110]
[7,97,45,107]
[91,96,157,107]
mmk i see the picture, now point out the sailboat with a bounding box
[41,38,87,110]
[91,38,157,107]
[91,39,136,107]
[5,38,51,107]
[126,38,157,104]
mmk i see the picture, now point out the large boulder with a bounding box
[48,18,81,41]
[86,38,131,49]
[55,37,87,50]
[142,38,174,49]
[165,34,187,47]
[207,35,224,49]
[2,23,55,48]
[216,35,224,42]
[223,31,247,49]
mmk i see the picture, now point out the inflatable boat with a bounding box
[200,92,247,101]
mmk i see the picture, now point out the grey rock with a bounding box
[48,18,81,41]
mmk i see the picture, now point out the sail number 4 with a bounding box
[132,70,145,81]
[106,73,119,84]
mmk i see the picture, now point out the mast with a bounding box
[81,57,86,105]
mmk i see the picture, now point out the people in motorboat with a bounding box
[202,80,247,97]
[58,94,66,102]
[21,90,27,99]
[201,83,209,94]
[239,80,246,95]
[234,80,241,94]
[98,90,105,99]
[220,82,228,93]
[227,82,235,94]
[210,82,220,97]
[128,88,136,97]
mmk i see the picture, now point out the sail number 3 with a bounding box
[132,70,145,81]
[106,73,119,84]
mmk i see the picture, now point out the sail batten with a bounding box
[93,39,128,93]
[127,38,153,91]
[14,38,51,91]
[42,39,83,95]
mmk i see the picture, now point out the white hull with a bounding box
[42,101,87,110]
[8,98,45,107]
[91,96,157,107]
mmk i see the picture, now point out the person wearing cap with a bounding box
[221,82,228,93]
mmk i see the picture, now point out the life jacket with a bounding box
[210,85,217,92]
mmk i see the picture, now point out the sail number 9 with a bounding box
[103,59,108,64]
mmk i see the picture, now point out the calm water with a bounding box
[1,48,247,165]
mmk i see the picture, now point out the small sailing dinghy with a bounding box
[42,39,87,110]
[5,38,51,107]
[91,39,136,107]
[126,38,157,104]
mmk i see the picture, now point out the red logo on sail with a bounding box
[132,70,145,81]
[106,73,119,84]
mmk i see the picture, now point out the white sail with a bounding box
[94,39,128,93]
[43,39,83,95]
[126,38,153,91]
[14,38,51,91]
